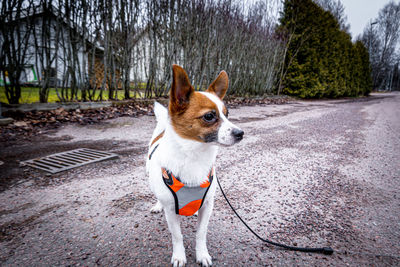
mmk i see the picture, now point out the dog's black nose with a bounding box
[232,128,244,141]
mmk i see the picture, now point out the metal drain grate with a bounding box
[22,148,118,173]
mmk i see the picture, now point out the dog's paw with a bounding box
[150,201,163,213]
[171,253,187,267]
[196,251,212,267]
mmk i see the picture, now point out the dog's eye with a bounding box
[202,111,217,123]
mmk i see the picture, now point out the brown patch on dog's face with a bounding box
[168,65,230,143]
[222,105,228,117]
[170,92,223,142]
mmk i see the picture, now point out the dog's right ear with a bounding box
[170,64,194,113]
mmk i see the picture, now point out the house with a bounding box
[0,3,114,90]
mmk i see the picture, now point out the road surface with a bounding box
[0,92,399,266]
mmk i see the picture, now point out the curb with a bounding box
[1,99,170,113]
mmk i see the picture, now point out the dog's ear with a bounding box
[170,64,194,112]
[206,71,229,99]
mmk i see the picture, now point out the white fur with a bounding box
[146,99,241,266]
[200,92,243,146]
[149,102,168,146]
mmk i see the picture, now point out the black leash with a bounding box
[216,176,334,255]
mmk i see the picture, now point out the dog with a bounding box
[146,65,244,266]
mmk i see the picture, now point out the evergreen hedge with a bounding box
[279,0,372,98]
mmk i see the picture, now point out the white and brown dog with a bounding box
[146,65,244,266]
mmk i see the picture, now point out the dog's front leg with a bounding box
[164,208,186,267]
[196,199,214,266]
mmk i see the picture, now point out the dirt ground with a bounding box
[0,92,399,266]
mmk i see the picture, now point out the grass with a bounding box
[0,87,146,104]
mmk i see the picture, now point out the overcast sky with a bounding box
[340,0,395,39]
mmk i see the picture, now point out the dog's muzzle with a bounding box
[231,128,244,142]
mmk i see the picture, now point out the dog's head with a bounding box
[168,65,244,146]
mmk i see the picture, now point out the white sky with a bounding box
[340,0,396,39]
[248,0,396,40]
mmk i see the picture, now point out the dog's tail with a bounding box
[153,101,168,124]
[149,101,168,147]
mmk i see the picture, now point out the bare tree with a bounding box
[55,0,89,102]
[138,0,285,98]
[1,0,287,104]
[0,0,36,104]
[31,0,63,103]
[361,1,400,91]
[113,0,141,99]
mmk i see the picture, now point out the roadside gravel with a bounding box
[0,92,399,266]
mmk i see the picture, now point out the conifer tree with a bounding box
[279,0,372,98]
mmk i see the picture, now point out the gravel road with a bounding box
[0,92,399,266]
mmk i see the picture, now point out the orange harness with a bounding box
[149,143,213,216]
[162,167,213,216]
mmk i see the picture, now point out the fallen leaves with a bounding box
[225,96,292,108]
[0,96,291,143]
[0,101,154,142]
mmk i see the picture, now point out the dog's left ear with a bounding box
[206,71,229,99]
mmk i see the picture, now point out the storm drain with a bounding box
[21,148,118,173]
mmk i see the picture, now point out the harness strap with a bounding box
[148,144,159,160]
[162,167,213,216]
